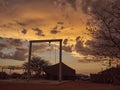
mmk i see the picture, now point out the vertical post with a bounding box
[1,67,4,80]
[27,41,32,80]
[1,67,3,72]
[59,40,62,81]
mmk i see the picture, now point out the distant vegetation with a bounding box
[0,57,50,80]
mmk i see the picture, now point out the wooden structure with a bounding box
[28,39,62,81]
[44,62,76,80]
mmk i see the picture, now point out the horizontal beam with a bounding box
[28,39,63,81]
[30,39,62,43]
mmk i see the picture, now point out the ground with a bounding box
[0,80,120,90]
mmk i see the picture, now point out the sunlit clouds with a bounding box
[0,0,89,41]
[0,0,105,74]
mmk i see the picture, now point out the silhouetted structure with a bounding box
[90,67,120,84]
[0,72,9,80]
[10,73,21,79]
[28,39,63,81]
[44,63,76,80]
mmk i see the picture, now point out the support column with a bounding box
[27,41,32,80]
[59,40,62,81]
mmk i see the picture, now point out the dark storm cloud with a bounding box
[50,26,59,34]
[75,36,89,55]
[0,48,28,61]
[0,0,55,12]
[0,37,28,60]
[50,29,60,34]
[66,0,77,10]
[62,39,74,52]
[57,22,64,25]
[0,37,7,50]
[75,40,84,52]
[13,48,28,60]
[80,0,113,14]
[85,38,120,57]
[32,28,45,36]
[0,43,6,47]
[0,37,24,47]
[63,39,68,45]
[0,37,3,39]
[62,45,73,52]
[54,0,77,11]
[6,38,24,47]
[21,28,27,34]
[60,26,64,30]
[50,25,65,34]
[56,22,65,30]
[75,40,90,55]
[0,43,7,50]
[76,36,80,41]
[2,38,26,45]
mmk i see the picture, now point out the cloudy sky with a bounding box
[0,0,107,74]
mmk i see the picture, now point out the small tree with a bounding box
[23,57,50,77]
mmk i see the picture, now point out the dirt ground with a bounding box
[0,80,120,90]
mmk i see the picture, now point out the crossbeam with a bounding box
[30,39,62,43]
[28,39,63,81]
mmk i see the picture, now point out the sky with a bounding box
[0,0,107,75]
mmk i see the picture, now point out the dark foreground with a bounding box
[0,80,120,90]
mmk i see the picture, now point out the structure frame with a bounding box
[27,39,63,81]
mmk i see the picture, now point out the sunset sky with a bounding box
[0,0,107,74]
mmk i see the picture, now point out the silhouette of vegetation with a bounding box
[0,72,9,80]
[8,66,16,74]
[10,72,21,79]
[79,0,120,65]
[23,57,50,79]
[90,67,120,84]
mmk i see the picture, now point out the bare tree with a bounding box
[80,0,120,66]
